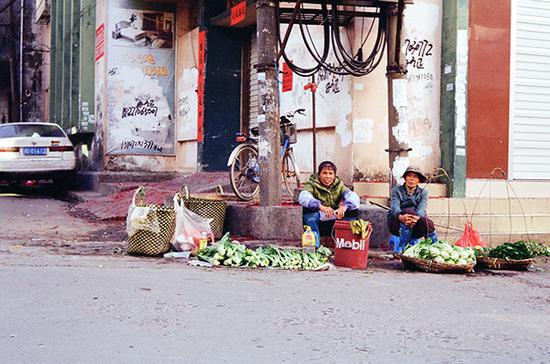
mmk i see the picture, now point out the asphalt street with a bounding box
[1,193,549,364]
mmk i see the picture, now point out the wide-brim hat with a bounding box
[402,166,427,183]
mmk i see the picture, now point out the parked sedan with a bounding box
[0,122,76,188]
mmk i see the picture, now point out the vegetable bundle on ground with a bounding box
[402,239,476,265]
[473,241,549,260]
[196,233,332,270]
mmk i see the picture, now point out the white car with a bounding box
[0,122,76,187]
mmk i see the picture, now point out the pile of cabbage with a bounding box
[402,239,476,265]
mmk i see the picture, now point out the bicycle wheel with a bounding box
[230,144,260,201]
[282,149,301,198]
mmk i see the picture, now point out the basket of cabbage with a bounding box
[401,239,476,273]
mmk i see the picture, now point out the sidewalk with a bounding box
[71,172,231,221]
[69,171,391,247]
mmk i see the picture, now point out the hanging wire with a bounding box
[276,0,387,77]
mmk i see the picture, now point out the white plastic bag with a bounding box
[126,205,160,238]
[172,194,213,251]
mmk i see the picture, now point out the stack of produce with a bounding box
[486,241,550,260]
[524,241,550,257]
[196,233,332,270]
[402,239,476,265]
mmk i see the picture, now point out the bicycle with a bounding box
[227,108,304,201]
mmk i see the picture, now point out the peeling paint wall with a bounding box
[352,0,442,182]
[175,11,199,172]
[93,1,108,171]
[278,25,353,181]
[94,0,178,171]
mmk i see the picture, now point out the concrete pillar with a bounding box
[256,0,281,206]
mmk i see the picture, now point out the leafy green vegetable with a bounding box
[402,238,475,265]
[196,234,332,270]
[487,241,547,260]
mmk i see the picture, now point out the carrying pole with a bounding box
[256,0,281,206]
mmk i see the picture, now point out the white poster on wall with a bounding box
[106,1,176,156]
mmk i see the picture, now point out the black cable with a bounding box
[275,0,388,77]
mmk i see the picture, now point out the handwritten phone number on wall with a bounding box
[120,140,163,152]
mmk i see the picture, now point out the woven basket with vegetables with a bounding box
[400,239,476,274]
[474,241,549,271]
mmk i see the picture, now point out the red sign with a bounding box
[95,23,105,62]
[230,1,246,26]
[197,30,207,143]
[282,62,293,92]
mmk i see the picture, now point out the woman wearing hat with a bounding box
[388,166,437,252]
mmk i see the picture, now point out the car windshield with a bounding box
[0,124,66,138]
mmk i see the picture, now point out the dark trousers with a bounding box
[303,208,358,247]
[388,208,435,239]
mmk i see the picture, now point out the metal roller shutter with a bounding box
[249,30,259,130]
[510,0,550,179]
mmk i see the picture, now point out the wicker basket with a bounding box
[127,187,176,256]
[400,255,476,274]
[476,256,533,271]
[180,186,227,239]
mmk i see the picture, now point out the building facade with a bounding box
[42,0,550,198]
[0,0,49,124]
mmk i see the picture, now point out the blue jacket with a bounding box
[389,184,428,218]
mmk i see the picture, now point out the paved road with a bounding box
[1,194,549,363]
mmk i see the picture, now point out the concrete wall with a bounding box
[175,14,199,172]
[352,0,442,183]
[278,25,353,181]
[93,0,108,170]
[96,0,178,172]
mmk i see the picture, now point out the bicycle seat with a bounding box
[251,127,259,136]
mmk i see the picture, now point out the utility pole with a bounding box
[256,0,281,206]
[385,0,410,188]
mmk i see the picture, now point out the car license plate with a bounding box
[23,147,48,156]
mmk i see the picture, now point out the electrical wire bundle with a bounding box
[276,0,388,77]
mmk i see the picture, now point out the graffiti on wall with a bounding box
[106,1,176,156]
[403,1,442,163]
[177,67,199,141]
[404,38,434,70]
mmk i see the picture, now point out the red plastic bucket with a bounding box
[333,220,371,269]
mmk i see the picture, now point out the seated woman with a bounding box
[388,166,437,253]
[298,161,360,247]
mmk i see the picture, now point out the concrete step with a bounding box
[427,198,550,215]
[430,232,548,245]
[225,201,550,248]
[430,214,550,235]
[76,171,183,192]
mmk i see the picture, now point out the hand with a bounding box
[319,205,335,218]
[399,214,416,227]
[336,205,347,219]
[409,215,420,226]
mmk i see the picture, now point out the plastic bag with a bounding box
[172,194,214,252]
[455,222,486,247]
[126,205,160,238]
